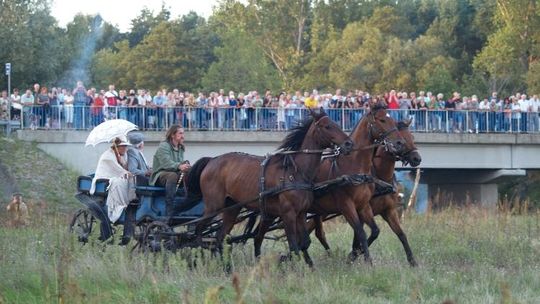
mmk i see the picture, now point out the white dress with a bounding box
[90,149,136,223]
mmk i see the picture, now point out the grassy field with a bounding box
[1,137,539,303]
[0,207,539,303]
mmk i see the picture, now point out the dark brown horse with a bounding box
[253,104,409,264]
[187,109,353,265]
[310,119,421,266]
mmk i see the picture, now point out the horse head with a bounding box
[396,118,422,167]
[309,108,354,154]
[365,103,407,156]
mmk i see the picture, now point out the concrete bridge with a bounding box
[17,130,540,206]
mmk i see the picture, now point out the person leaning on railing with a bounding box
[73,81,87,130]
[20,90,34,128]
[0,90,9,120]
[10,88,22,121]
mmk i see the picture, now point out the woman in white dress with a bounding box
[90,136,136,223]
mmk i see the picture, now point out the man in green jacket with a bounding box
[151,124,191,215]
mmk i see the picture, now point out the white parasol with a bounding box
[85,119,138,147]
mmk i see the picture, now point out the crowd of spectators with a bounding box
[1,81,539,133]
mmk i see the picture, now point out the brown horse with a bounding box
[310,119,421,266]
[253,104,409,264]
[187,109,353,265]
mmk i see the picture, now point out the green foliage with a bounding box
[60,14,124,87]
[91,14,218,92]
[1,0,540,94]
[473,0,539,94]
[0,137,79,212]
[202,29,282,93]
[499,170,540,209]
[327,22,386,91]
[526,61,540,94]
[127,6,171,47]
[417,56,459,98]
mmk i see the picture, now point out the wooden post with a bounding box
[403,168,421,220]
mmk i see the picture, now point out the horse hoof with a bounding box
[347,251,359,263]
[364,257,373,266]
[278,254,291,263]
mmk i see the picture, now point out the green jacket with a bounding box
[150,141,184,185]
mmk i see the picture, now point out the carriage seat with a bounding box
[135,186,166,197]
[77,175,109,197]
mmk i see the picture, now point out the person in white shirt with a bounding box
[20,90,34,127]
[529,95,540,132]
[518,94,530,132]
[10,88,22,120]
[511,98,522,132]
[63,91,74,128]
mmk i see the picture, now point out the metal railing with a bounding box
[6,105,540,133]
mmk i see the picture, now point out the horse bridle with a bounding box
[314,115,346,158]
[391,124,419,166]
[366,110,400,152]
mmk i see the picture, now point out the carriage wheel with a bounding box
[141,221,177,253]
[69,209,95,244]
[131,220,150,252]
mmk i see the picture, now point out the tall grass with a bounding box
[1,207,539,303]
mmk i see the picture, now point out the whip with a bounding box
[175,160,190,192]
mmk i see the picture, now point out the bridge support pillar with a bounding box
[420,169,526,209]
[427,183,498,207]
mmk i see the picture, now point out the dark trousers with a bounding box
[121,203,137,241]
[156,171,180,215]
[135,175,149,186]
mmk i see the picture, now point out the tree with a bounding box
[60,14,123,87]
[473,0,539,94]
[417,56,459,98]
[327,22,386,91]
[127,6,170,47]
[202,29,282,93]
[104,13,217,92]
[211,0,313,89]
[0,0,36,89]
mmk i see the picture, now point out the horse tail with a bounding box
[186,157,213,197]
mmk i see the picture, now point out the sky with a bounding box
[51,0,218,32]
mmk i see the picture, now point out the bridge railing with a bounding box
[10,105,540,133]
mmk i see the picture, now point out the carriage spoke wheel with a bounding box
[142,221,177,253]
[131,220,150,253]
[69,209,95,244]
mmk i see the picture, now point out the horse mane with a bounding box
[350,102,388,135]
[277,116,315,151]
[371,102,387,112]
[186,157,213,197]
[397,120,409,130]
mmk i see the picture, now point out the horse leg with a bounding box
[217,205,242,252]
[312,215,331,252]
[280,210,300,262]
[364,211,380,247]
[296,212,313,267]
[340,202,371,264]
[195,198,225,248]
[357,205,378,264]
[253,215,276,258]
[216,205,241,272]
[382,209,418,267]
